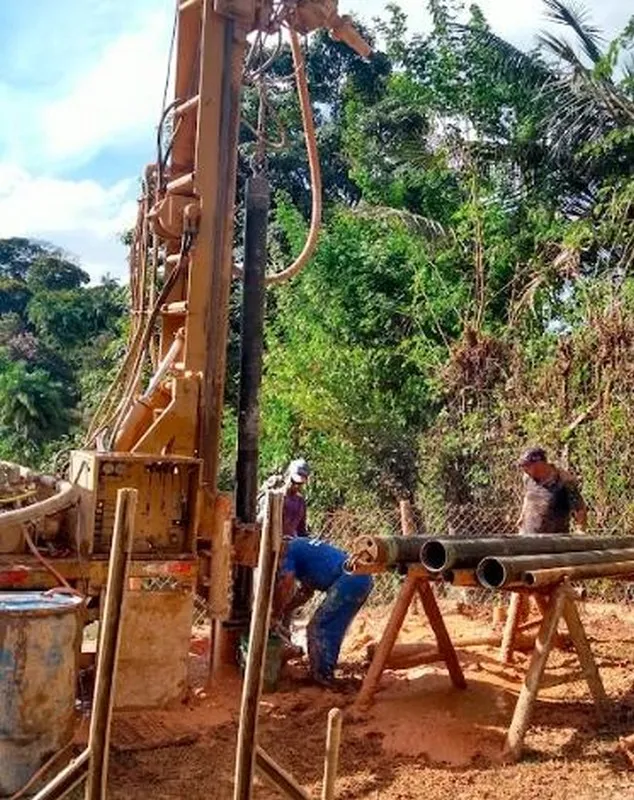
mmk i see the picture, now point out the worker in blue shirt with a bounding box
[274,538,373,687]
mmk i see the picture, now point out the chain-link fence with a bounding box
[311,502,513,608]
[140,575,210,628]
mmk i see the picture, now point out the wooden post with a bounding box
[85,488,137,800]
[503,585,566,762]
[399,499,416,536]
[417,581,466,689]
[321,708,343,800]
[356,574,418,709]
[560,590,608,717]
[399,499,420,615]
[500,592,527,665]
[233,491,283,800]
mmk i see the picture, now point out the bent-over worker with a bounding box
[274,538,373,687]
[516,446,587,534]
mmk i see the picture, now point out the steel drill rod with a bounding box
[477,548,634,589]
[31,750,90,800]
[232,174,270,627]
[351,534,431,566]
[421,535,634,573]
[525,559,634,586]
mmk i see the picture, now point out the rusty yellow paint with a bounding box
[132,376,200,456]
[70,452,201,556]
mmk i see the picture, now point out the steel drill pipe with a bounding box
[421,535,634,573]
[350,535,431,566]
[477,548,634,589]
[525,559,634,587]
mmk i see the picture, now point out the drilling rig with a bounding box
[0,0,369,709]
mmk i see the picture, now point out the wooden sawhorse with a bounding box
[356,566,466,710]
[500,580,609,761]
[355,570,608,763]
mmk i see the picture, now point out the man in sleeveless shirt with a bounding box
[516,446,587,534]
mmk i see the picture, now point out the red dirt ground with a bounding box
[99,599,634,799]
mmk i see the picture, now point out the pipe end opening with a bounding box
[421,541,447,571]
[477,557,506,589]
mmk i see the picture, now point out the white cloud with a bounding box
[2,0,628,281]
[40,10,171,166]
[341,0,631,46]
[0,163,136,281]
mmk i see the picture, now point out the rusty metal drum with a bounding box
[0,591,84,797]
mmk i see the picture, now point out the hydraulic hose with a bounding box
[234,27,322,286]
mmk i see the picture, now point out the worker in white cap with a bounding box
[282,458,310,538]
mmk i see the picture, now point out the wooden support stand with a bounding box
[356,567,466,710]
[502,581,609,762]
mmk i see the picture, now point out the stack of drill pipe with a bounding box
[476,548,634,589]
[420,534,634,573]
[347,534,431,573]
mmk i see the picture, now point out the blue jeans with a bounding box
[307,573,373,681]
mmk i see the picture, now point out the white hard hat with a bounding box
[288,458,310,484]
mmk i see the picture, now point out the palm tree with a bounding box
[462,0,634,181]
[0,360,70,448]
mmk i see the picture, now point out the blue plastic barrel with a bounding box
[0,591,84,797]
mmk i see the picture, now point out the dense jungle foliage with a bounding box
[2,0,633,529]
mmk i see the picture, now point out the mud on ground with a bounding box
[92,600,634,799]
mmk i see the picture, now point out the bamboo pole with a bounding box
[30,749,90,800]
[356,573,418,709]
[399,499,416,536]
[85,488,137,800]
[400,500,422,615]
[255,747,311,800]
[234,490,283,800]
[526,559,634,586]
[500,593,528,665]
[321,708,343,800]
[503,585,566,762]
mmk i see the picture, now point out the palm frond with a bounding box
[352,203,451,241]
[537,31,585,69]
[542,0,605,64]
[451,24,552,89]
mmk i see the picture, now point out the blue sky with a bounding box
[0,0,630,281]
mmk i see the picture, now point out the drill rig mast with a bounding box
[63,0,370,703]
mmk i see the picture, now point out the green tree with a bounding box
[0,357,71,462]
